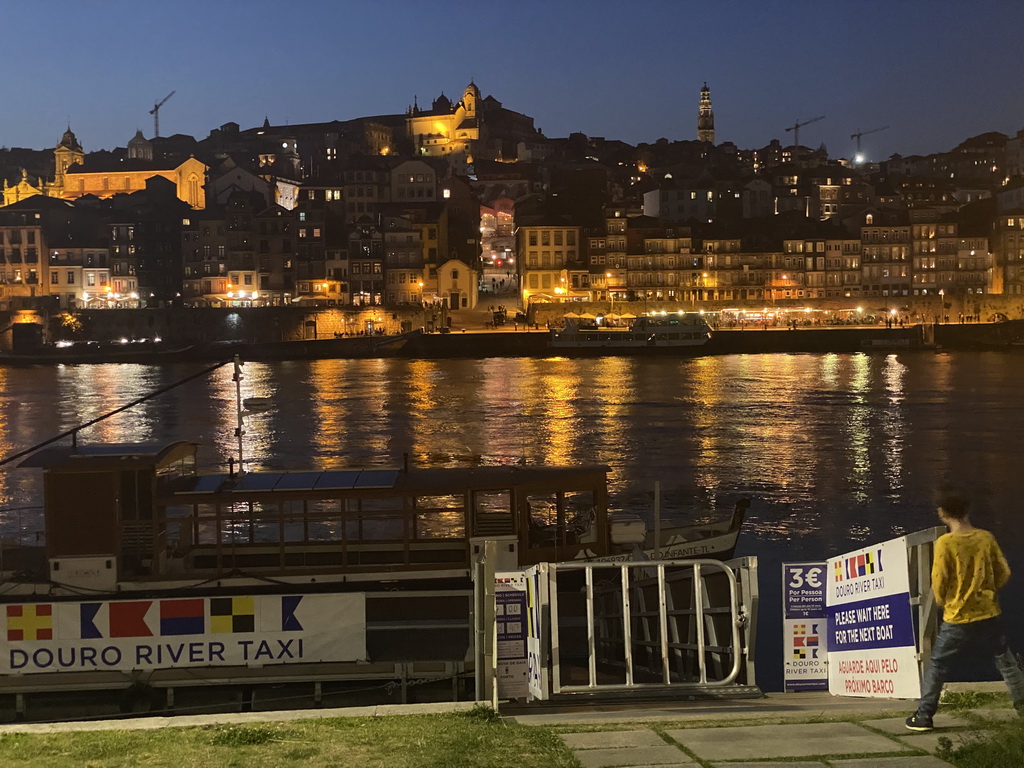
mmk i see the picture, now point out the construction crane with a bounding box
[785,115,825,148]
[850,125,890,156]
[149,91,176,138]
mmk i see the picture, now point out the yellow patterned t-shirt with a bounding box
[932,528,1010,624]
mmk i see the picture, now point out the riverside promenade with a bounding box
[0,684,1016,766]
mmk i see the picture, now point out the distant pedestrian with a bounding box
[906,487,1024,731]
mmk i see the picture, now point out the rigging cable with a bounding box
[0,360,231,469]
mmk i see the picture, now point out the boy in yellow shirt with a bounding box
[907,490,1024,731]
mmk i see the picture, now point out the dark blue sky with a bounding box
[4,1,1022,161]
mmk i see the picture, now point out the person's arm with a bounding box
[931,537,951,607]
[992,537,1011,591]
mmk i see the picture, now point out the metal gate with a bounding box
[524,557,760,700]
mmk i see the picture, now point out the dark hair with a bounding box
[937,487,969,519]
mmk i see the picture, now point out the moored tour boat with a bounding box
[0,360,747,713]
[550,311,712,350]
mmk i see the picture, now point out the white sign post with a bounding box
[782,562,828,691]
[495,571,529,700]
[826,536,920,699]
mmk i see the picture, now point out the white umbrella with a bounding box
[563,312,580,319]
[578,312,598,320]
[620,312,637,319]
[605,312,620,320]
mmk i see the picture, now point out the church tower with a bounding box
[697,82,715,144]
[128,130,153,161]
[52,126,85,197]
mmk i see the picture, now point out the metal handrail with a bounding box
[550,558,746,693]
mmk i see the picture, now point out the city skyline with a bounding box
[3,1,1023,161]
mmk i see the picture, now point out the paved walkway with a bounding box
[509,689,1020,767]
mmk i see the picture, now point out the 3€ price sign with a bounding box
[782,562,828,691]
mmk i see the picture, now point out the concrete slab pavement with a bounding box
[559,729,694,767]
[663,722,913,762]
[556,721,964,767]
[574,745,694,767]
[561,731,668,749]
[831,759,952,767]
[508,691,917,726]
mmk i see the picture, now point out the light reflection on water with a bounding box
[0,352,1020,544]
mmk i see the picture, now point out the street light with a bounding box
[938,288,945,324]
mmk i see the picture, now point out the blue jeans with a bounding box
[917,615,1024,717]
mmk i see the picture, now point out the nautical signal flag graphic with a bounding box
[160,599,205,636]
[792,622,820,659]
[210,597,255,634]
[6,604,53,641]
[81,601,154,639]
[282,596,304,632]
[834,549,883,581]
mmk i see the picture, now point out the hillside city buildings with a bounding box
[2,82,1024,314]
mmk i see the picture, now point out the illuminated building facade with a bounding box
[63,154,207,209]
[783,238,863,299]
[383,214,425,306]
[517,223,583,303]
[48,246,111,309]
[860,218,912,298]
[0,209,45,307]
[406,82,541,166]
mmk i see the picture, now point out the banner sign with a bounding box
[782,562,828,691]
[1,593,366,675]
[495,572,529,699]
[826,536,920,699]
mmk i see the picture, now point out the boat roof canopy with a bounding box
[164,464,611,500]
[18,441,198,471]
[175,469,402,495]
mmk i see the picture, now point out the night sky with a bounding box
[3,1,1022,161]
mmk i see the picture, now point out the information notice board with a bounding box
[782,562,828,691]
[825,536,920,699]
[495,572,529,699]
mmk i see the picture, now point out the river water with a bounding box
[2,351,1023,691]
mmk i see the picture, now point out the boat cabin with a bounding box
[20,442,613,590]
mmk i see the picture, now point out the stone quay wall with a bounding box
[527,294,1024,327]
[0,306,432,352]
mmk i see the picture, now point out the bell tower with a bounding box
[53,126,85,197]
[697,82,715,144]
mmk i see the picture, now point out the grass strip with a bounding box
[0,707,581,768]
[936,719,1024,767]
